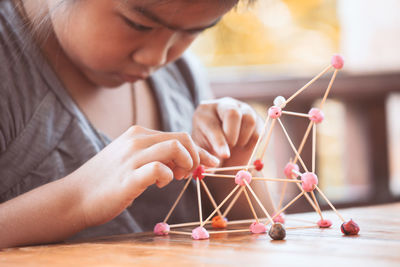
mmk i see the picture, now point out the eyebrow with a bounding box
[130,5,221,33]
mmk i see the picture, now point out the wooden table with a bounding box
[1,203,399,267]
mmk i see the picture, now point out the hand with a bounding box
[71,126,219,227]
[192,97,263,166]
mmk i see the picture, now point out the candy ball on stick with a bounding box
[235,170,252,186]
[268,106,282,119]
[341,219,360,235]
[253,159,264,171]
[192,165,205,180]
[192,226,209,240]
[212,216,228,229]
[301,172,318,192]
[273,96,286,108]
[308,108,325,124]
[269,223,286,240]
[273,213,285,224]
[331,54,344,69]
[153,222,170,236]
[284,162,300,179]
[250,222,268,234]
[317,219,332,228]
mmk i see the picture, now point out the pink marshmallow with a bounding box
[273,213,285,224]
[317,219,332,228]
[191,226,209,240]
[153,222,170,236]
[268,106,282,119]
[308,108,324,124]
[235,170,252,186]
[284,162,300,179]
[301,172,318,192]
[250,222,268,234]
[331,54,344,69]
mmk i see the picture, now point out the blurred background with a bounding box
[190,0,400,212]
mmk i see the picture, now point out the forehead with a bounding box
[121,0,237,29]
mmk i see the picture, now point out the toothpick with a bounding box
[259,119,277,159]
[286,225,319,230]
[169,230,192,236]
[169,221,203,228]
[252,177,302,183]
[283,64,332,107]
[243,180,274,225]
[271,191,305,223]
[200,180,223,217]
[163,177,193,223]
[246,116,270,170]
[293,121,313,165]
[319,69,338,109]
[243,188,259,223]
[202,173,235,179]
[315,186,345,223]
[277,118,309,172]
[277,181,288,210]
[205,165,253,172]
[222,186,245,218]
[312,123,316,173]
[196,178,203,224]
[282,111,310,118]
[201,185,241,227]
[208,229,250,234]
[310,191,323,220]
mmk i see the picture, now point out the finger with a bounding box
[125,125,161,137]
[135,140,194,177]
[236,104,257,147]
[132,132,200,172]
[217,101,242,147]
[130,162,174,192]
[198,146,220,167]
[197,117,230,159]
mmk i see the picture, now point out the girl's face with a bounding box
[47,0,236,87]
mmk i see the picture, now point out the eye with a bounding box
[122,16,153,32]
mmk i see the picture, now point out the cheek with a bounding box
[167,35,198,63]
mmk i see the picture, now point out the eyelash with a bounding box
[122,16,153,32]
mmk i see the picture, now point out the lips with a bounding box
[120,74,145,82]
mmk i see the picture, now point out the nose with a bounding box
[132,30,177,67]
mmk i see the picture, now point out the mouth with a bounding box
[119,73,148,83]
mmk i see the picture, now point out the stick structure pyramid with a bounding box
[154,55,360,240]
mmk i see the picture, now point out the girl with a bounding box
[0,0,260,248]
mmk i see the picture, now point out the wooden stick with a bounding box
[282,110,310,118]
[205,165,252,172]
[243,180,274,225]
[201,180,223,217]
[271,191,305,222]
[293,121,313,165]
[246,116,270,170]
[252,177,302,183]
[202,173,235,178]
[312,123,316,173]
[315,186,345,222]
[169,230,192,236]
[286,225,319,230]
[259,119,277,159]
[163,177,193,223]
[277,181,288,210]
[283,64,332,107]
[319,69,338,109]
[243,188,259,223]
[201,185,241,227]
[196,178,203,224]
[310,191,323,220]
[169,221,203,228]
[208,229,250,234]
[222,186,245,218]
[277,118,309,172]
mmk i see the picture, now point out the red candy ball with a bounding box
[212,216,228,229]
[331,54,344,69]
[341,219,360,235]
[317,219,332,228]
[193,165,205,180]
[253,159,264,171]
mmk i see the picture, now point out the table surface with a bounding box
[1,203,399,267]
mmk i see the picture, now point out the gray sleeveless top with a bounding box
[0,0,212,240]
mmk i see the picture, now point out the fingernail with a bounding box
[220,145,230,158]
